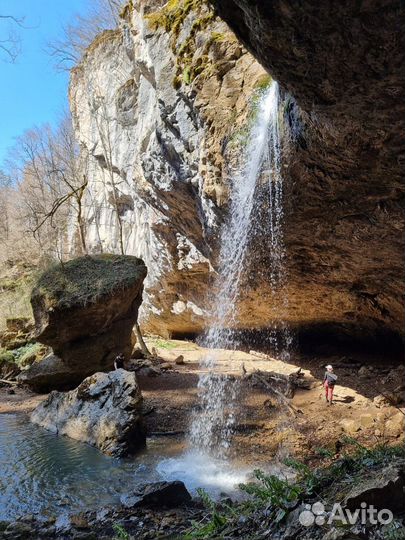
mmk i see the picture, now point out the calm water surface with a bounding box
[0,413,177,520]
[0,413,251,521]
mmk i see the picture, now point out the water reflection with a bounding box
[0,414,168,520]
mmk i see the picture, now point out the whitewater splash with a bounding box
[190,81,290,455]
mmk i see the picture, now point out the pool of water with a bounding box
[0,413,252,521]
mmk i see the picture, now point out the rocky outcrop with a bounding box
[210,0,405,346]
[68,0,404,347]
[17,354,82,393]
[31,369,145,456]
[68,0,267,337]
[345,462,405,512]
[22,254,146,389]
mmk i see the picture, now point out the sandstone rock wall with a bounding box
[210,0,405,348]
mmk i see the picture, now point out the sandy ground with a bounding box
[1,338,403,466]
[139,338,405,466]
[0,386,46,414]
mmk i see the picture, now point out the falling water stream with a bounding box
[0,82,290,522]
[189,80,289,454]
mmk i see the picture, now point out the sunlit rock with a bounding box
[31,369,145,456]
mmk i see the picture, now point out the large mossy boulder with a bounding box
[31,370,146,456]
[19,255,147,391]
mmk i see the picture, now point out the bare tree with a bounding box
[0,14,25,62]
[0,171,11,240]
[3,115,88,260]
[47,0,123,71]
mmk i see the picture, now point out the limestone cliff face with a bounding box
[69,0,266,337]
[69,0,404,347]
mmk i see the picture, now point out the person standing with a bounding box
[114,353,125,370]
[323,364,337,405]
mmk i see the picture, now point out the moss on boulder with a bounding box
[22,255,147,392]
[31,254,146,311]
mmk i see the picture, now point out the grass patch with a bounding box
[31,254,146,310]
[153,339,179,350]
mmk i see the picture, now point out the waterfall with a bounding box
[190,81,290,454]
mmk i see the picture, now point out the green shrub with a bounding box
[13,342,44,367]
[240,470,301,522]
[0,349,14,366]
[112,523,129,540]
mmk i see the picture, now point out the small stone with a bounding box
[70,514,89,529]
[359,414,374,428]
[160,362,173,370]
[340,419,361,434]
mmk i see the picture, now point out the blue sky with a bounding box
[0,0,90,166]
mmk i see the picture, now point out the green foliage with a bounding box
[183,442,405,539]
[13,342,44,367]
[31,254,146,310]
[314,446,335,459]
[0,349,14,365]
[112,523,129,540]
[184,489,228,539]
[153,339,179,350]
[183,65,191,85]
[240,470,301,523]
[209,31,232,44]
[145,0,203,37]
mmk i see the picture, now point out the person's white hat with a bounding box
[325,364,333,370]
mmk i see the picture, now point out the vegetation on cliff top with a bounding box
[31,254,147,310]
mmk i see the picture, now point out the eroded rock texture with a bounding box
[211,0,405,346]
[23,254,147,389]
[69,0,267,337]
[31,370,145,456]
[69,0,404,347]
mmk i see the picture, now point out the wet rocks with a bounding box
[121,481,192,509]
[30,369,145,456]
[25,255,147,390]
[211,0,405,346]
